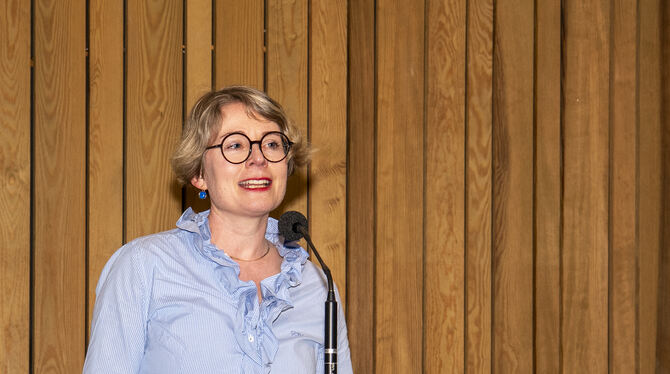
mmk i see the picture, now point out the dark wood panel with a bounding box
[638,0,663,372]
[214,0,264,89]
[87,0,124,337]
[375,1,425,372]
[0,1,31,372]
[610,1,638,372]
[33,0,87,371]
[309,0,348,302]
[492,1,535,372]
[562,1,610,372]
[465,0,494,372]
[267,0,308,219]
[184,0,213,213]
[346,0,375,371]
[657,2,670,371]
[534,0,561,372]
[424,0,466,372]
[125,0,183,241]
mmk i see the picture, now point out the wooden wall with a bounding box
[1,0,668,373]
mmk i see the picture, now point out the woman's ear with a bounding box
[191,173,207,191]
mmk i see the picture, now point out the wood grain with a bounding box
[610,1,638,372]
[492,1,535,372]
[125,0,183,241]
[215,0,264,89]
[309,0,348,304]
[638,0,663,372]
[33,0,87,372]
[534,0,561,372]
[346,0,375,372]
[562,1,610,372]
[0,1,30,372]
[657,2,670,370]
[425,0,466,372]
[184,0,213,213]
[465,1,494,372]
[267,0,308,220]
[375,1,424,372]
[87,0,124,339]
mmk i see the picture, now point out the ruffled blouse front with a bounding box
[178,208,308,367]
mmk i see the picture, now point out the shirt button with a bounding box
[248,334,254,343]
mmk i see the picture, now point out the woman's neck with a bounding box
[207,208,270,260]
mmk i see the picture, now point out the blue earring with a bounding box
[198,190,207,199]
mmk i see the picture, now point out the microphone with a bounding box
[278,211,337,374]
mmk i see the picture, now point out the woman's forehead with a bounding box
[214,104,279,138]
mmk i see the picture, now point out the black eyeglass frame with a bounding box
[205,131,294,164]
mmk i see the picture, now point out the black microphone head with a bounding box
[278,211,308,242]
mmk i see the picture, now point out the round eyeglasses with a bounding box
[205,131,293,164]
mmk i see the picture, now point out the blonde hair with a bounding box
[172,86,309,185]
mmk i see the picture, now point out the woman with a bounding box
[83,86,353,373]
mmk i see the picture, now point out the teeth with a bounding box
[239,179,271,188]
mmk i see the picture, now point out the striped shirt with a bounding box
[83,208,353,374]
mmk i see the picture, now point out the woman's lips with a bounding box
[238,178,272,190]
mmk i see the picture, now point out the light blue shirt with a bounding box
[83,208,353,374]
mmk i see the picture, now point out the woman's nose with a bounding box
[246,143,267,165]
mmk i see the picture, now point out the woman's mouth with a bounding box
[238,178,272,190]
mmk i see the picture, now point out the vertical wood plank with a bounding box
[88,0,124,337]
[534,0,562,372]
[465,1,494,372]
[267,0,308,219]
[184,0,213,212]
[214,0,264,89]
[492,1,535,372]
[562,1,610,372]
[610,0,638,372]
[346,0,375,371]
[657,3,670,370]
[126,0,183,241]
[425,0,466,372]
[34,0,87,372]
[375,1,424,372]
[638,0,663,372]
[0,1,31,372]
[309,0,348,302]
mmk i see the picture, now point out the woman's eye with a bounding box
[225,142,243,150]
[264,141,280,150]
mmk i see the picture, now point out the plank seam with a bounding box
[490,0,497,372]
[558,2,565,372]
[421,1,428,371]
[464,0,470,372]
[608,0,614,371]
[180,0,186,213]
[372,1,378,371]
[122,0,127,245]
[29,0,36,372]
[634,0,641,371]
[532,0,538,372]
[344,1,351,320]
[84,0,91,353]
[211,0,216,89]
[263,0,268,92]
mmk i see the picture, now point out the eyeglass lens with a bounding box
[220,132,290,164]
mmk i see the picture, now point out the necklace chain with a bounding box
[226,242,271,262]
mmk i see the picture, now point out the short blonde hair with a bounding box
[172,86,309,185]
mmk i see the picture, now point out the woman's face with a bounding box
[191,102,288,219]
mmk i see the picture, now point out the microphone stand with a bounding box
[295,225,337,374]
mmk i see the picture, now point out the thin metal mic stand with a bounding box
[294,224,337,374]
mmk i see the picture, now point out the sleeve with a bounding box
[83,244,149,374]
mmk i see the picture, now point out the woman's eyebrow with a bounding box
[216,130,276,142]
